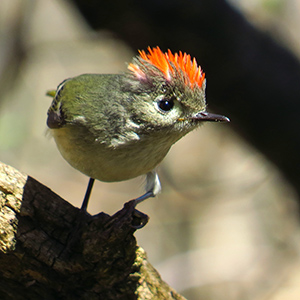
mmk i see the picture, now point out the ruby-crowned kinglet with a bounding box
[47,47,229,211]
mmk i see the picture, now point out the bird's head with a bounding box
[125,47,229,137]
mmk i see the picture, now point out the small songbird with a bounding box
[47,47,229,211]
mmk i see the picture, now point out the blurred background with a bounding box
[1,0,300,299]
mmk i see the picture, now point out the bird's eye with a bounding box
[157,97,175,112]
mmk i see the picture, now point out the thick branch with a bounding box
[0,161,186,300]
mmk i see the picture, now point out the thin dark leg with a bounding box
[81,178,95,211]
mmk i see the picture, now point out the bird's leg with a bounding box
[81,177,95,211]
[127,171,160,228]
[134,170,161,206]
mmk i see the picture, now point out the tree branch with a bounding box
[0,161,186,300]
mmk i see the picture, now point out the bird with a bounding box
[47,46,229,211]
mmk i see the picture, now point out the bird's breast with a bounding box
[50,126,177,182]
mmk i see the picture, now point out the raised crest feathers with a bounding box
[128,46,205,89]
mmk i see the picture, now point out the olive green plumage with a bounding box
[47,47,229,208]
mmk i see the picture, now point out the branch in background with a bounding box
[71,0,300,200]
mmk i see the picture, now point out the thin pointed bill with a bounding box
[191,112,230,123]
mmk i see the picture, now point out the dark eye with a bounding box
[157,98,175,112]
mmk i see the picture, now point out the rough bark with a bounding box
[0,161,186,300]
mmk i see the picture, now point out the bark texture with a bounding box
[0,161,186,300]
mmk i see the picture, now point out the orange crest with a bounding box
[128,46,205,89]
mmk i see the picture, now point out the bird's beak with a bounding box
[191,112,230,123]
